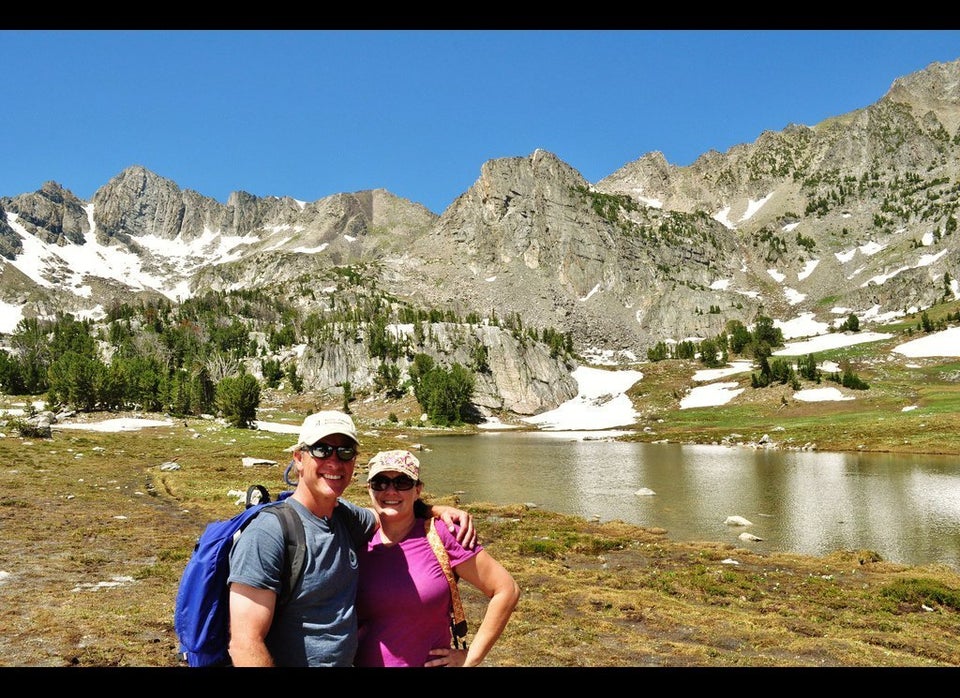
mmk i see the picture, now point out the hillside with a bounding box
[2,359,960,669]
[2,60,960,424]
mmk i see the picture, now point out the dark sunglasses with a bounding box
[303,443,357,461]
[368,475,418,492]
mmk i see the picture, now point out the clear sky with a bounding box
[2,29,959,215]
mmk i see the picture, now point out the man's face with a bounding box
[295,433,358,499]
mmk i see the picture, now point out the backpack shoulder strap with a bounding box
[424,518,468,646]
[261,501,306,608]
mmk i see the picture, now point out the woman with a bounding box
[354,449,520,667]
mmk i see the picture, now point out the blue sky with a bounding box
[2,29,959,215]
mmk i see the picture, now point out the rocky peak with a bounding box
[884,57,960,133]
[0,180,89,246]
[3,58,960,416]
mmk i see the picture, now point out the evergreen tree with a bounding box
[47,351,104,411]
[798,354,821,382]
[285,364,304,394]
[752,315,784,349]
[410,354,475,426]
[727,320,753,355]
[0,351,26,394]
[698,339,723,368]
[215,373,261,428]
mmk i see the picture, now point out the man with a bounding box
[227,410,475,666]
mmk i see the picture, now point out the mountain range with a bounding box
[2,57,959,417]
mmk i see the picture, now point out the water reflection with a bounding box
[416,432,960,571]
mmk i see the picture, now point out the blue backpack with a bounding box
[173,486,306,667]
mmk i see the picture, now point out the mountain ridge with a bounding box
[2,57,959,416]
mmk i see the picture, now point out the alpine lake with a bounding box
[413,430,960,572]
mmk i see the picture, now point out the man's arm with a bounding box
[228,583,279,667]
[415,499,477,549]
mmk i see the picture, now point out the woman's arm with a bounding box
[426,551,520,667]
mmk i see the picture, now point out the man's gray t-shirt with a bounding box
[228,497,376,666]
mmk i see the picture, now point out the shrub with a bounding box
[518,538,564,559]
[215,373,261,428]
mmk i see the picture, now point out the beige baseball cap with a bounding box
[289,411,358,451]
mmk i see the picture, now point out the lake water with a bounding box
[413,431,960,571]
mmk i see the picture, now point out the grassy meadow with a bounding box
[2,302,960,667]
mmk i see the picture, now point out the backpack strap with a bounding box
[424,518,468,648]
[245,484,271,508]
[262,501,306,608]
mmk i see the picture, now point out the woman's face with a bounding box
[367,469,422,518]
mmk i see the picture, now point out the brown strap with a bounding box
[425,518,468,646]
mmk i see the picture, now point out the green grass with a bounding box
[4,316,960,666]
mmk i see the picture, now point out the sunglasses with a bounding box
[303,443,357,461]
[368,475,418,492]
